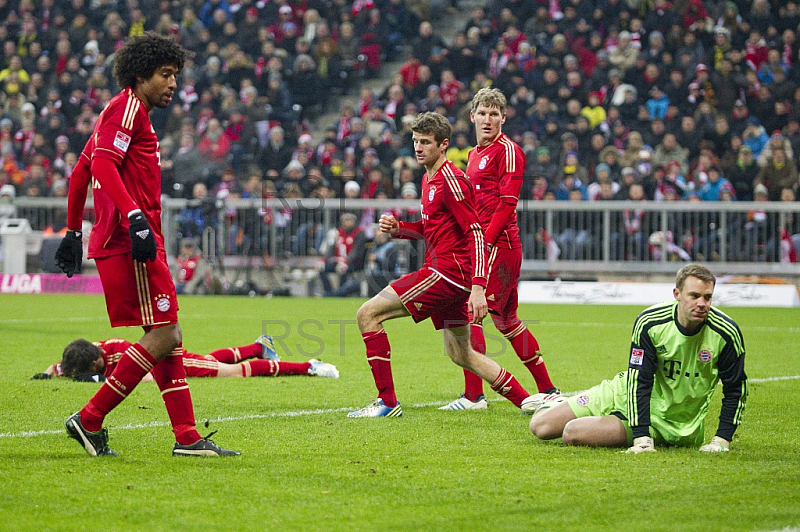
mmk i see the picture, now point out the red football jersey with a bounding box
[396,160,486,289]
[94,338,131,377]
[466,133,524,249]
[81,88,164,258]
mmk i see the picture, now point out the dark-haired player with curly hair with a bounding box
[54,33,238,457]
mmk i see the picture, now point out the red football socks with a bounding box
[150,345,202,445]
[463,323,486,401]
[363,329,397,407]
[240,359,311,377]
[509,329,555,392]
[490,367,529,408]
[208,343,262,364]
[80,342,157,432]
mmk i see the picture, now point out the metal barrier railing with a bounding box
[13,197,800,276]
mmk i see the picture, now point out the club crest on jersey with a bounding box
[114,131,131,152]
[698,349,712,362]
[630,348,644,365]
[428,185,436,202]
[478,155,489,170]
[576,394,589,406]
[155,294,171,312]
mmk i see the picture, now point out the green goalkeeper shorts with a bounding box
[567,371,704,447]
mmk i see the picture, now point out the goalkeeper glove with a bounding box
[31,373,52,380]
[625,436,656,454]
[128,211,157,262]
[54,230,83,277]
[699,436,730,452]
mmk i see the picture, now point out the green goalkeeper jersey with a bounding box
[626,301,748,444]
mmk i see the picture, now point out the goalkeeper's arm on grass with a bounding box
[702,339,748,453]
[625,333,658,454]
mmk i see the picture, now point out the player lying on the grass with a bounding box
[348,111,533,418]
[34,335,339,381]
[527,264,748,453]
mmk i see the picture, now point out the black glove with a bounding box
[54,230,83,277]
[31,373,52,380]
[128,212,157,262]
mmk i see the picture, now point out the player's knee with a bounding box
[561,419,582,446]
[529,414,558,440]
[528,415,545,437]
[448,346,470,368]
[356,301,373,331]
[159,323,182,351]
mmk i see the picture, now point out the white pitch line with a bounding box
[1,375,798,440]
[536,321,800,333]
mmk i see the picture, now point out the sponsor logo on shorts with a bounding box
[114,131,131,152]
[156,297,171,312]
[577,395,589,406]
[630,348,644,365]
[413,302,423,311]
[478,155,489,170]
[698,349,712,362]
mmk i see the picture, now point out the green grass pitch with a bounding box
[1,293,798,531]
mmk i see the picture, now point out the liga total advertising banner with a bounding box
[0,273,105,294]
[518,281,800,307]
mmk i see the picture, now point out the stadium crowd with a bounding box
[1,0,800,264]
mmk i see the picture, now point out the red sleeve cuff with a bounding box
[471,276,487,288]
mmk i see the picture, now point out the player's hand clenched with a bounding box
[379,214,399,235]
[54,230,83,277]
[128,211,157,262]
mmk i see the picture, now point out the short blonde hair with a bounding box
[471,87,507,114]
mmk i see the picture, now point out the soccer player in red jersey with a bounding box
[54,33,238,457]
[348,112,531,418]
[38,335,339,380]
[440,88,560,411]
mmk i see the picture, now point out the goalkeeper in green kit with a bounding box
[527,264,748,453]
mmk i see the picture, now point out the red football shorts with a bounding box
[483,246,521,319]
[181,352,219,378]
[390,266,469,330]
[95,249,179,328]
